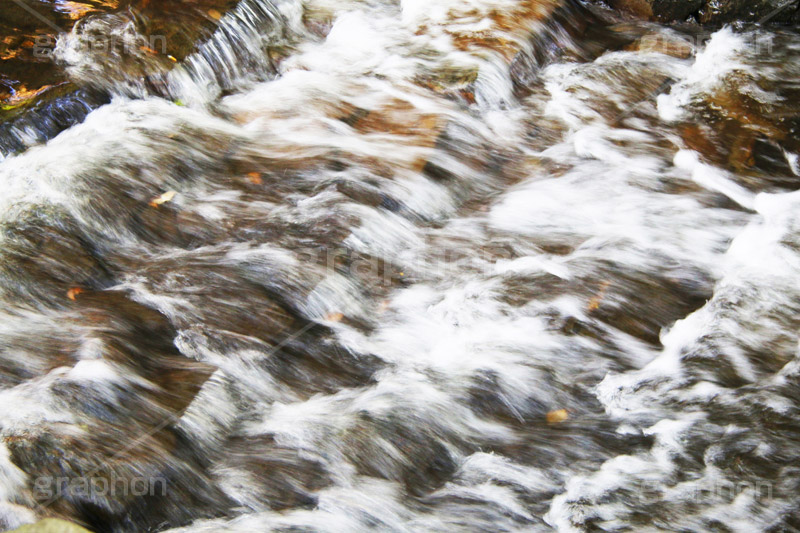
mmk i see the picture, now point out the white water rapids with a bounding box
[0,0,799,531]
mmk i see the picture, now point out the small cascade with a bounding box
[0,0,798,531]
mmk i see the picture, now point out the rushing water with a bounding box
[0,0,799,531]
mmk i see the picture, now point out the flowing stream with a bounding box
[0,0,799,531]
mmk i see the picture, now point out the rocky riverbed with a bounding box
[1,0,800,532]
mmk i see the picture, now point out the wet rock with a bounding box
[344,413,460,498]
[0,2,147,116]
[697,0,800,23]
[0,0,241,153]
[71,290,218,414]
[214,436,330,511]
[673,48,800,189]
[54,0,243,97]
[0,208,115,308]
[7,426,231,533]
[0,87,109,160]
[0,290,227,531]
[602,0,800,23]
[607,0,703,22]
[415,64,479,106]
[521,0,631,73]
[626,31,694,58]
[128,253,382,397]
[347,97,445,173]
[0,1,102,120]
[440,0,563,60]
[585,264,714,346]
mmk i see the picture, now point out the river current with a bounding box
[0,0,799,531]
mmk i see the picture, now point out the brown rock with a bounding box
[697,0,800,23]
[606,0,799,23]
[626,33,694,58]
[609,0,703,21]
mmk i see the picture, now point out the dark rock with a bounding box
[0,0,242,157]
[214,436,330,511]
[607,0,704,21]
[8,426,231,533]
[0,88,109,159]
[697,0,800,23]
[0,208,115,308]
[600,0,800,23]
[512,0,633,94]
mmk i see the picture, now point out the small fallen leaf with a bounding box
[149,190,177,207]
[324,312,344,322]
[246,172,262,185]
[546,409,569,424]
[208,9,222,20]
[140,46,158,55]
[67,288,84,301]
[167,55,178,62]
[587,281,611,312]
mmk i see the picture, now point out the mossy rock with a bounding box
[10,519,93,533]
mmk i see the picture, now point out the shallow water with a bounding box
[0,0,799,531]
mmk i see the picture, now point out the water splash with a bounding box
[0,0,799,531]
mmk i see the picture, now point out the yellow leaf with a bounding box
[587,281,611,312]
[324,312,344,322]
[246,172,262,185]
[208,9,222,20]
[67,287,84,301]
[546,409,569,424]
[149,190,177,207]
